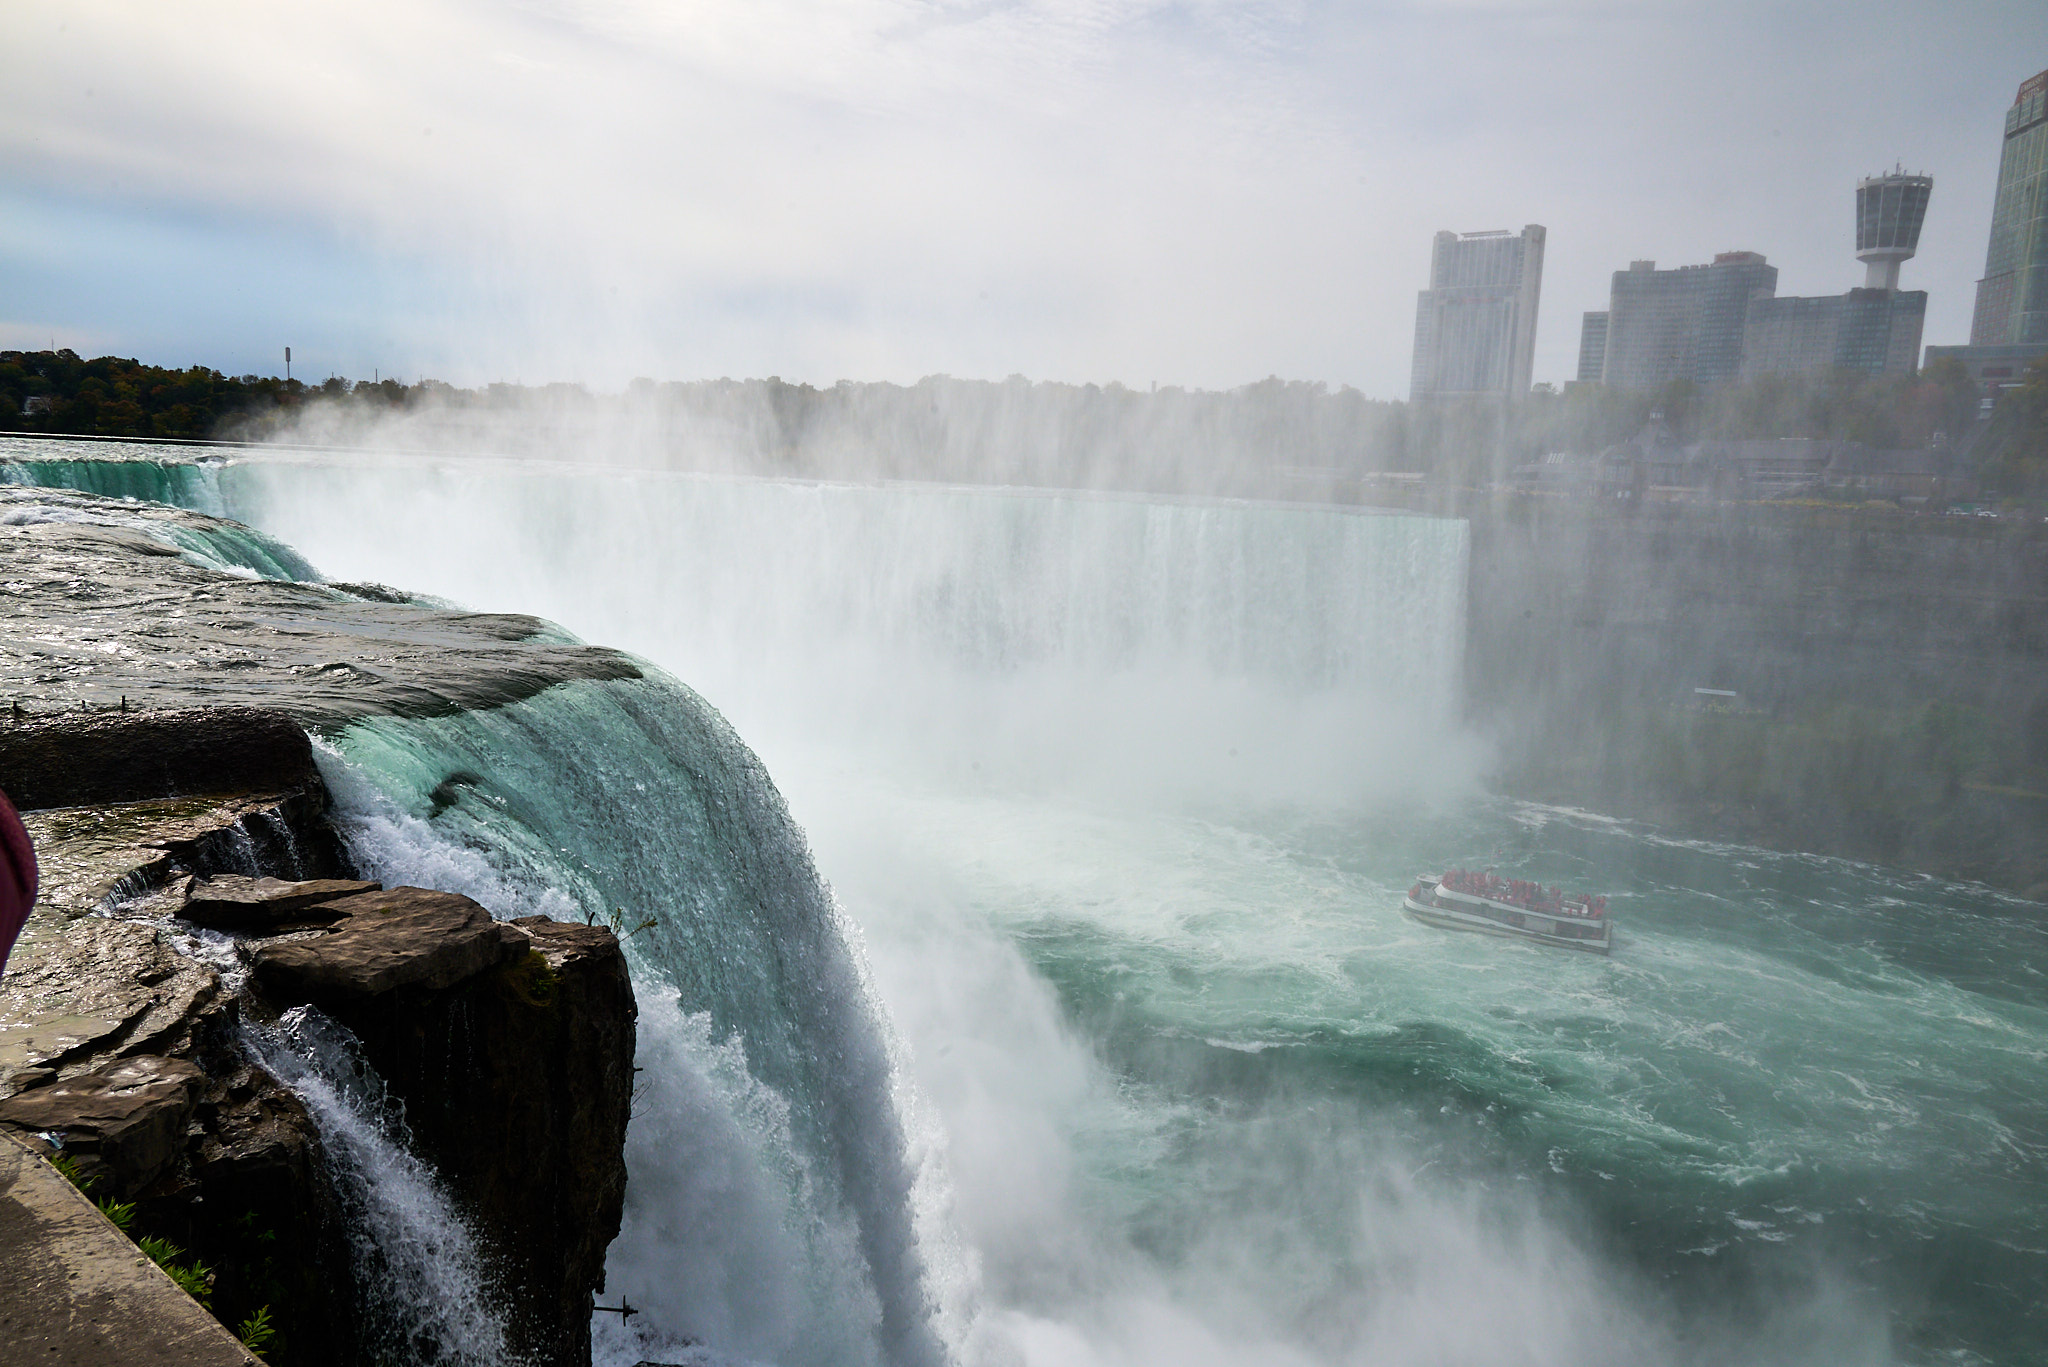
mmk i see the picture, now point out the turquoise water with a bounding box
[795,763,2046,1367]
[9,446,2045,1365]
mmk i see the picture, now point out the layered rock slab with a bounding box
[179,874,378,930]
[0,484,642,728]
[250,886,530,997]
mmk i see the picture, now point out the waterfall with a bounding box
[244,1006,518,1367]
[314,677,956,1367]
[6,451,1481,1366]
[214,460,1474,810]
[0,441,231,515]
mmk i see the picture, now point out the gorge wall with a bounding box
[1456,498,2048,894]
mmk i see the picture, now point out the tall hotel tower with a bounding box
[1409,226,1546,401]
[1970,69,2048,347]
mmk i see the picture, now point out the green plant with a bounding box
[606,907,660,940]
[137,1235,216,1308]
[48,1151,137,1231]
[236,1304,277,1357]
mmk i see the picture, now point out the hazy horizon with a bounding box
[4,3,2045,398]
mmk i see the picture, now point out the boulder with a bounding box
[0,1056,205,1196]
[248,887,531,1000]
[179,875,380,931]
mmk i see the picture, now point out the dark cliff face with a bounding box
[0,493,647,1367]
[250,890,637,1367]
[1462,500,2048,893]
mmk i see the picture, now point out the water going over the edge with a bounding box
[246,1008,515,1367]
[9,442,2046,1366]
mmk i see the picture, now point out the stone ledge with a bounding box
[0,1130,261,1367]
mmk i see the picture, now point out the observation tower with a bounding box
[1856,170,1933,291]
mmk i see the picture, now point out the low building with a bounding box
[1743,288,1927,378]
[1923,342,2048,418]
[1516,426,1969,504]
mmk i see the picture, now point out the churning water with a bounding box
[9,442,2045,1366]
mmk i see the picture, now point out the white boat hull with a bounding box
[1402,883,1612,955]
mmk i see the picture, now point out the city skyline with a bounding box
[1,4,2044,398]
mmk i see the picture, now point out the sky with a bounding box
[2,1,2045,398]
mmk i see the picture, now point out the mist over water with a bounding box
[18,446,2046,1365]
[217,456,1476,810]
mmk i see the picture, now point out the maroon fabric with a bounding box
[0,788,35,978]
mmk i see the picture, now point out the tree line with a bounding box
[4,347,2042,499]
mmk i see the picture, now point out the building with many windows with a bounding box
[1971,69,2048,347]
[1584,173,1931,390]
[1742,287,1927,379]
[1575,312,1608,383]
[1927,69,2048,418]
[1591,253,1778,392]
[1740,173,1931,381]
[1409,226,1546,401]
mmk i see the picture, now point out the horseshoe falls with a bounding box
[13,447,2048,1367]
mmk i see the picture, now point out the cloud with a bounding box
[1,1,2043,391]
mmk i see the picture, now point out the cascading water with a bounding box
[244,1006,517,1367]
[10,446,2048,1366]
[311,677,953,1367]
[0,441,231,515]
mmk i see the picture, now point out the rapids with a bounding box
[5,440,2044,1366]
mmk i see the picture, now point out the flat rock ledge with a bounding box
[249,885,531,999]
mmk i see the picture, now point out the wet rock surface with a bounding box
[249,886,531,999]
[0,913,221,1098]
[18,789,347,920]
[179,874,379,930]
[0,483,642,728]
[0,1055,206,1194]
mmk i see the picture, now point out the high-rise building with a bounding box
[1970,69,2048,347]
[1598,253,1778,391]
[1576,312,1609,383]
[1409,225,1546,401]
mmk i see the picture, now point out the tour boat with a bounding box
[1403,869,1613,954]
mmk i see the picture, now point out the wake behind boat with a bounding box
[1404,869,1613,954]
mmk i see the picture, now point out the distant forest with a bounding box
[3,347,2042,499]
